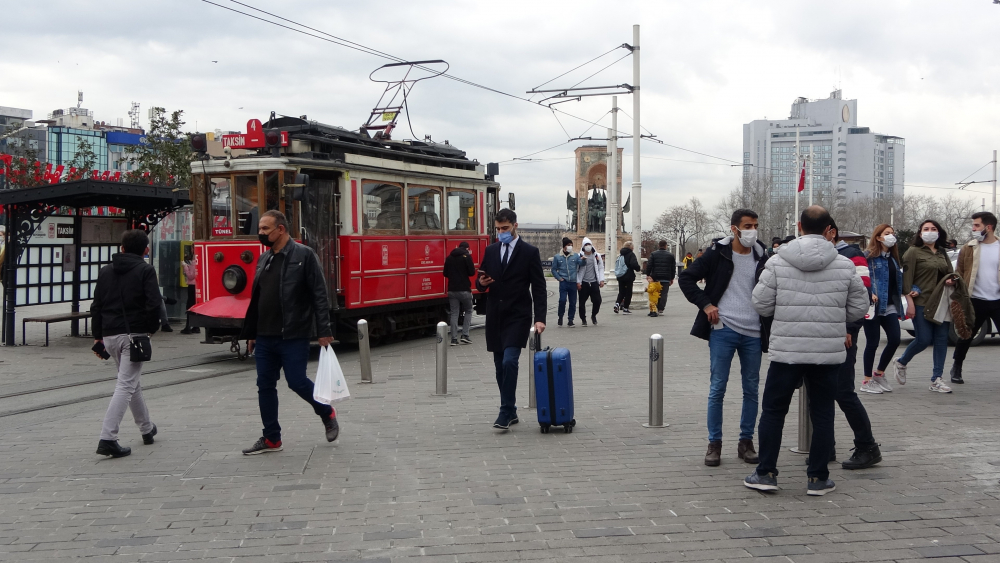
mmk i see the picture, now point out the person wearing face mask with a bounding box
[239,210,340,455]
[678,209,767,467]
[894,220,956,393]
[950,212,1000,384]
[551,237,581,327]
[576,237,605,326]
[613,241,642,314]
[644,240,677,315]
[861,224,905,394]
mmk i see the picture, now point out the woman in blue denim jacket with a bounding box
[861,224,908,394]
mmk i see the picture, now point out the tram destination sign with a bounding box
[221,119,289,149]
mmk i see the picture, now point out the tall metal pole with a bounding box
[808,145,814,207]
[631,24,641,255]
[609,96,619,263]
[993,149,997,216]
[794,128,800,236]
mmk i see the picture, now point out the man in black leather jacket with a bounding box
[240,210,339,455]
[644,240,677,314]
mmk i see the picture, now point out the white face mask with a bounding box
[921,231,939,244]
[564,245,573,253]
[972,229,986,242]
[736,228,758,248]
[882,234,897,248]
[583,244,593,254]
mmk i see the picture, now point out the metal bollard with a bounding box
[789,385,811,454]
[528,326,538,409]
[434,321,449,395]
[357,319,374,384]
[642,334,668,428]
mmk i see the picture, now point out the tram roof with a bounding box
[0,179,191,209]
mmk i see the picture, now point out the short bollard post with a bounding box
[434,321,449,395]
[642,334,668,428]
[357,319,374,384]
[789,384,811,454]
[528,326,538,409]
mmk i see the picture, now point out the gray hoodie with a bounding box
[752,235,868,365]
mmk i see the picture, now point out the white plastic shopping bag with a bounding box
[314,345,351,404]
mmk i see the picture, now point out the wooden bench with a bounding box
[22,312,91,346]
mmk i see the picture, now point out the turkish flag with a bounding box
[797,159,806,193]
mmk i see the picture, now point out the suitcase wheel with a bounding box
[564,425,572,434]
[540,424,550,434]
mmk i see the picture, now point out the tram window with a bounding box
[363,181,403,231]
[264,172,279,211]
[408,186,442,231]
[234,175,259,236]
[210,176,233,236]
[447,189,476,232]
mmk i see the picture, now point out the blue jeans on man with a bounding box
[493,347,521,420]
[254,336,333,443]
[708,326,761,443]
[557,280,577,325]
[898,305,950,381]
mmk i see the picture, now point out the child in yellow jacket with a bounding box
[647,281,662,317]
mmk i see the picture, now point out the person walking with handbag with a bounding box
[444,241,476,345]
[179,251,200,335]
[551,237,581,327]
[477,209,547,429]
[893,220,956,393]
[861,224,905,394]
[949,212,1000,384]
[240,210,339,455]
[91,229,163,458]
[576,237,605,326]
[678,208,767,467]
[613,241,641,314]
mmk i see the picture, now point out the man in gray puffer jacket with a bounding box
[744,206,868,497]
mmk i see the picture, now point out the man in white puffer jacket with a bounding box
[744,206,868,497]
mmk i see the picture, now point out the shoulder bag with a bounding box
[120,287,153,362]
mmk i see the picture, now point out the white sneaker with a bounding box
[929,379,952,393]
[893,359,907,385]
[872,374,893,392]
[860,380,883,394]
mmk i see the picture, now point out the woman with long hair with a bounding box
[894,220,955,393]
[860,224,905,394]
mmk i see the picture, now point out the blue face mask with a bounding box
[497,231,513,244]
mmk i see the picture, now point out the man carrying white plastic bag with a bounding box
[314,345,351,405]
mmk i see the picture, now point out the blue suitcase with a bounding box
[534,346,576,433]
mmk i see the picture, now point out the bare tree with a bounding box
[650,197,712,255]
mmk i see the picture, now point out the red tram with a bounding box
[186,115,501,347]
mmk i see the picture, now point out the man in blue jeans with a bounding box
[679,209,767,467]
[240,210,339,455]
[551,237,581,327]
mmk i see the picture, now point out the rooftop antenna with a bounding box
[129,102,140,129]
[360,59,448,141]
[77,90,83,109]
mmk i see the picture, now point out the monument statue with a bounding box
[566,191,577,232]
[587,188,606,233]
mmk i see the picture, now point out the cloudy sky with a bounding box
[3,1,999,232]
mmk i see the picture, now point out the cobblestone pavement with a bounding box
[2,279,1000,562]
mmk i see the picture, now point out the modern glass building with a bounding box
[46,127,108,170]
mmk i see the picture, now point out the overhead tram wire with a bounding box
[529,46,626,99]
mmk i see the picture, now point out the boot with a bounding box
[950,362,964,384]
[738,439,759,464]
[704,441,722,466]
[842,443,882,470]
[96,440,132,458]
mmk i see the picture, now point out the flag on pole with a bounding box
[797,158,806,193]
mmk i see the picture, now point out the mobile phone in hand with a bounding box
[92,341,110,360]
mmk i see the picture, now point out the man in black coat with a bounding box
[644,240,677,314]
[443,241,476,345]
[476,209,547,429]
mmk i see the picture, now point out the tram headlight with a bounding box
[221,265,247,295]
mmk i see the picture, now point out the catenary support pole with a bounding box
[528,326,538,409]
[794,127,800,237]
[630,24,644,303]
[789,384,811,454]
[808,144,814,207]
[357,319,374,383]
[434,322,448,395]
[993,149,997,216]
[642,334,667,428]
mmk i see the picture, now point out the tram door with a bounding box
[299,169,342,306]
[486,186,499,239]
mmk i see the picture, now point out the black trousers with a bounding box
[953,298,1000,363]
[183,285,196,330]
[615,276,634,309]
[654,279,671,311]
[578,281,602,320]
[756,361,838,481]
[835,327,876,450]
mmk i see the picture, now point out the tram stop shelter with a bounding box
[0,179,190,346]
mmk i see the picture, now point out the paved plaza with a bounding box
[2,279,1000,562]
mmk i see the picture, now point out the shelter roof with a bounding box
[0,179,190,209]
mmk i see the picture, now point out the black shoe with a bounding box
[509,415,519,425]
[460,336,472,345]
[450,338,459,346]
[614,303,621,314]
[180,328,193,334]
[96,440,132,458]
[580,319,587,327]
[567,321,575,327]
[160,324,173,332]
[493,414,511,429]
[591,316,598,325]
[558,318,563,326]
[950,363,964,384]
[842,444,882,470]
[743,471,778,491]
[242,437,282,455]
[323,414,340,442]
[142,424,157,445]
[807,478,836,496]
[192,327,201,334]
[648,311,658,317]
